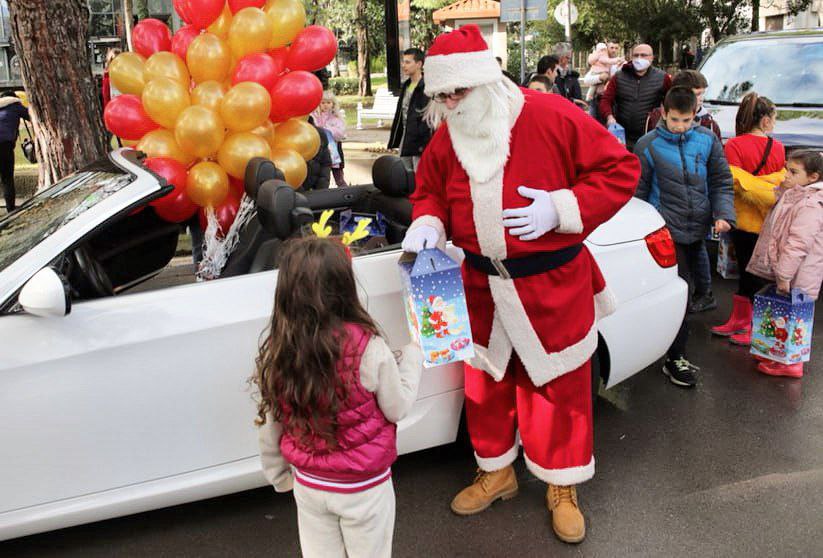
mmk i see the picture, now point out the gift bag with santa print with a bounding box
[398,248,475,368]
[750,286,815,364]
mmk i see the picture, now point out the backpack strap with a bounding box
[752,136,773,176]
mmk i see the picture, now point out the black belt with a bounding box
[464,244,583,279]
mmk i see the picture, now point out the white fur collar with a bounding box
[446,81,525,184]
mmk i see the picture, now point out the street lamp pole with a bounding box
[519,0,526,84]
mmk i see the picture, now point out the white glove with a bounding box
[402,224,441,253]
[502,186,559,241]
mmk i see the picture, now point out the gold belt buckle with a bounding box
[490,258,511,280]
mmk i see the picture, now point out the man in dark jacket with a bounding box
[388,48,432,171]
[553,49,586,109]
[0,90,29,212]
[599,43,672,151]
[634,87,734,388]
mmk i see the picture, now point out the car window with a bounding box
[701,36,823,105]
[0,163,132,274]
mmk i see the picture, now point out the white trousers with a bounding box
[293,479,395,558]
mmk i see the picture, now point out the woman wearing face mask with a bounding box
[711,93,786,346]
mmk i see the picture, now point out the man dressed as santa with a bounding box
[401,26,640,543]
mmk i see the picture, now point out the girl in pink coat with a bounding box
[312,91,348,187]
[254,237,422,557]
[747,150,823,378]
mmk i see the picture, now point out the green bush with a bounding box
[329,77,359,96]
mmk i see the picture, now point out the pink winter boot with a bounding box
[711,295,752,337]
[757,361,804,378]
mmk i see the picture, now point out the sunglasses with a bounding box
[433,88,471,103]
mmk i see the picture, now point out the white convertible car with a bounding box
[0,149,686,541]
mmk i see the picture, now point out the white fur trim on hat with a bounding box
[475,443,519,472]
[550,189,584,234]
[524,454,595,485]
[424,50,503,96]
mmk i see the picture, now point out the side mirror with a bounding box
[19,267,71,318]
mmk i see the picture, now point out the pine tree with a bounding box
[758,306,776,338]
[420,306,435,338]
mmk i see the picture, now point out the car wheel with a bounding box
[591,349,602,408]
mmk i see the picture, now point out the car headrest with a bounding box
[372,155,415,197]
[245,157,285,200]
[256,179,313,240]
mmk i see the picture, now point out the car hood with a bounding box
[706,104,823,149]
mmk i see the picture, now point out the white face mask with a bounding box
[632,58,651,72]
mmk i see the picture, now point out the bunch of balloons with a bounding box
[103,0,336,234]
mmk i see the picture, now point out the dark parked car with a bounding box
[699,29,823,151]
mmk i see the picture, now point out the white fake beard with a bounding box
[443,84,513,183]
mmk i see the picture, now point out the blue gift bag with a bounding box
[398,248,475,368]
[608,123,626,145]
[750,286,815,364]
[716,232,739,279]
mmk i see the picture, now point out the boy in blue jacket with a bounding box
[634,86,735,387]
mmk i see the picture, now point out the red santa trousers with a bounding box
[464,355,594,485]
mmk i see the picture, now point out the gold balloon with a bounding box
[271,148,307,189]
[187,33,232,84]
[250,119,277,149]
[228,7,274,59]
[143,51,190,86]
[187,161,230,208]
[141,77,191,129]
[175,105,226,159]
[122,138,139,147]
[207,3,232,39]
[219,82,271,132]
[272,118,320,161]
[109,52,146,95]
[136,129,195,165]
[191,80,227,112]
[265,0,306,49]
[217,132,272,179]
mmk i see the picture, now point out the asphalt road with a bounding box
[3,277,823,558]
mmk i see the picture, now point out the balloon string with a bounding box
[195,194,256,281]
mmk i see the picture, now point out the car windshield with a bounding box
[0,161,132,274]
[701,35,823,106]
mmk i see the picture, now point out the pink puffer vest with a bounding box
[279,324,397,492]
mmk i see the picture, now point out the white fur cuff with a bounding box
[408,215,447,251]
[476,443,519,472]
[550,189,584,235]
[524,454,595,485]
[594,287,617,320]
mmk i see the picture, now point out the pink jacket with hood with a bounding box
[747,181,823,300]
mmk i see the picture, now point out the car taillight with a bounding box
[645,227,677,268]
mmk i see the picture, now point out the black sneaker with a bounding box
[689,293,718,313]
[662,357,698,387]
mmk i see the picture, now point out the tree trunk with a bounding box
[355,0,371,97]
[751,0,760,32]
[123,0,134,50]
[8,0,109,189]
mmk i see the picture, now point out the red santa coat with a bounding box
[410,86,640,387]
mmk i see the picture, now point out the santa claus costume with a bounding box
[403,25,640,542]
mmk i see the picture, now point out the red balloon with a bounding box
[173,0,193,23]
[171,25,200,61]
[103,95,161,140]
[268,47,289,68]
[229,177,245,198]
[132,18,172,58]
[199,192,241,236]
[187,0,225,29]
[227,0,265,13]
[144,157,197,223]
[269,71,323,122]
[286,26,338,72]
[232,53,284,90]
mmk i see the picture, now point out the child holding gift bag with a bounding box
[253,236,422,558]
[747,150,823,378]
[312,91,348,187]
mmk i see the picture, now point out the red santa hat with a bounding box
[424,24,503,97]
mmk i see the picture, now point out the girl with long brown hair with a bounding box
[253,236,422,558]
[711,92,786,346]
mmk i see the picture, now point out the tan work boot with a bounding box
[450,466,519,515]
[546,484,585,543]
